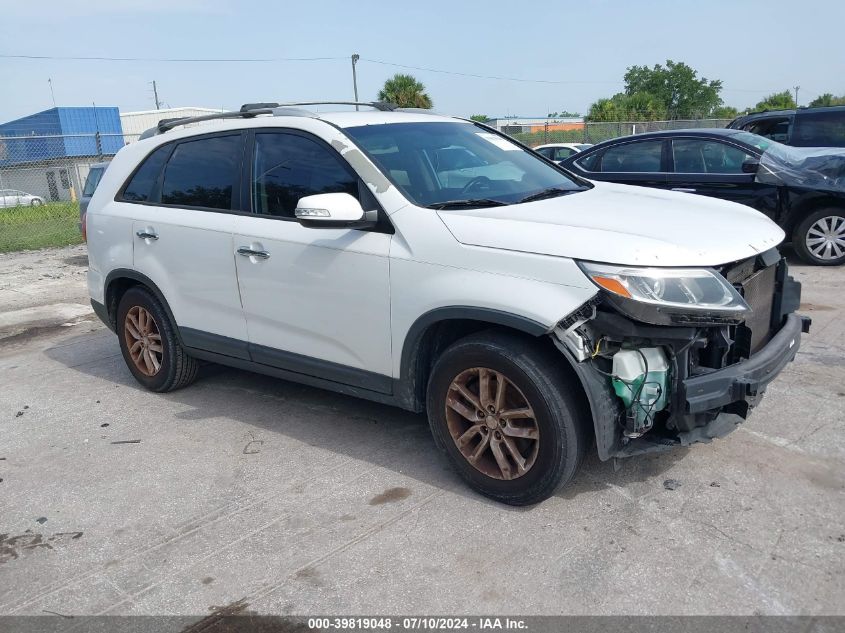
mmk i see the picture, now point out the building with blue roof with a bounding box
[0,106,125,202]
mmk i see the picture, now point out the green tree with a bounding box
[470,114,490,122]
[377,74,433,109]
[711,105,740,119]
[809,93,845,107]
[622,91,668,120]
[586,97,623,122]
[623,60,723,118]
[586,92,666,122]
[754,90,796,111]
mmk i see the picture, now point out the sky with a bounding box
[1,0,844,123]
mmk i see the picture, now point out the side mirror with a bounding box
[741,159,760,174]
[294,193,376,229]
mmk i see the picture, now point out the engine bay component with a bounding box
[611,347,670,438]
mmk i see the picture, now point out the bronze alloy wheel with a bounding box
[445,367,540,480]
[124,305,163,377]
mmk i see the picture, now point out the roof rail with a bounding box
[152,108,276,135]
[139,100,402,139]
[240,101,398,112]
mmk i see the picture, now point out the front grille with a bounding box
[738,264,776,354]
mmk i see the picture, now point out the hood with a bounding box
[437,181,784,267]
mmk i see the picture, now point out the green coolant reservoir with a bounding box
[611,347,670,436]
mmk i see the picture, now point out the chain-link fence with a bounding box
[505,118,733,147]
[0,133,139,253]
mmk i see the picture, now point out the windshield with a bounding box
[343,122,587,208]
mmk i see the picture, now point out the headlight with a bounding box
[577,261,750,325]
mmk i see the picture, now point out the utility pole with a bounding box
[152,81,162,110]
[794,85,800,107]
[351,54,360,110]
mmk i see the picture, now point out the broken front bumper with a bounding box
[569,310,810,461]
[684,313,809,414]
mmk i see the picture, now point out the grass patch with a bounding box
[0,201,84,253]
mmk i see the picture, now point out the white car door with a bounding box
[233,129,392,392]
[125,133,250,356]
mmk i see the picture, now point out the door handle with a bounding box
[237,247,270,260]
[135,230,158,240]
[671,187,697,193]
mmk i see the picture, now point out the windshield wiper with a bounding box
[426,198,509,210]
[518,187,577,204]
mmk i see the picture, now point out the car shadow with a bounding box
[45,331,687,509]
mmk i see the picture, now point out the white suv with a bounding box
[87,102,809,505]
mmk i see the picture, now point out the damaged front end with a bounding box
[553,248,811,460]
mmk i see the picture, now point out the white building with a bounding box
[483,116,583,133]
[120,107,224,139]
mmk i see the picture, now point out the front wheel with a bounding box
[793,209,845,266]
[426,331,589,505]
[30,198,42,207]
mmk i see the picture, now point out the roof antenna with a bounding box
[48,78,57,107]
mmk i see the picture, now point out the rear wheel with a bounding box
[793,208,845,266]
[30,198,42,207]
[116,286,198,392]
[426,331,589,505]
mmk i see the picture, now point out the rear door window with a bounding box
[600,140,664,172]
[551,147,576,161]
[161,135,241,210]
[792,110,845,147]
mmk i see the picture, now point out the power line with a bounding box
[0,54,346,62]
[1,52,621,85]
[361,57,622,85]
[2,52,804,95]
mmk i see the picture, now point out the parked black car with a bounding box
[560,129,845,265]
[727,105,845,148]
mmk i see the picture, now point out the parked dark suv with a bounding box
[727,105,845,148]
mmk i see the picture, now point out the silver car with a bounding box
[0,189,45,208]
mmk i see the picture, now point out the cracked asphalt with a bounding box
[0,245,843,618]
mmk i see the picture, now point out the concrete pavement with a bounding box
[0,247,843,617]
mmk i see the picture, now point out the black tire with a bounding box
[116,286,198,392]
[426,330,589,505]
[30,198,42,207]
[792,208,845,266]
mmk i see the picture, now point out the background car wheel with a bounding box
[116,286,198,392]
[426,330,589,505]
[30,198,42,207]
[793,208,845,266]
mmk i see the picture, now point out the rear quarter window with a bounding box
[120,145,170,202]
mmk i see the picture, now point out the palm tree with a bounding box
[377,74,433,109]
